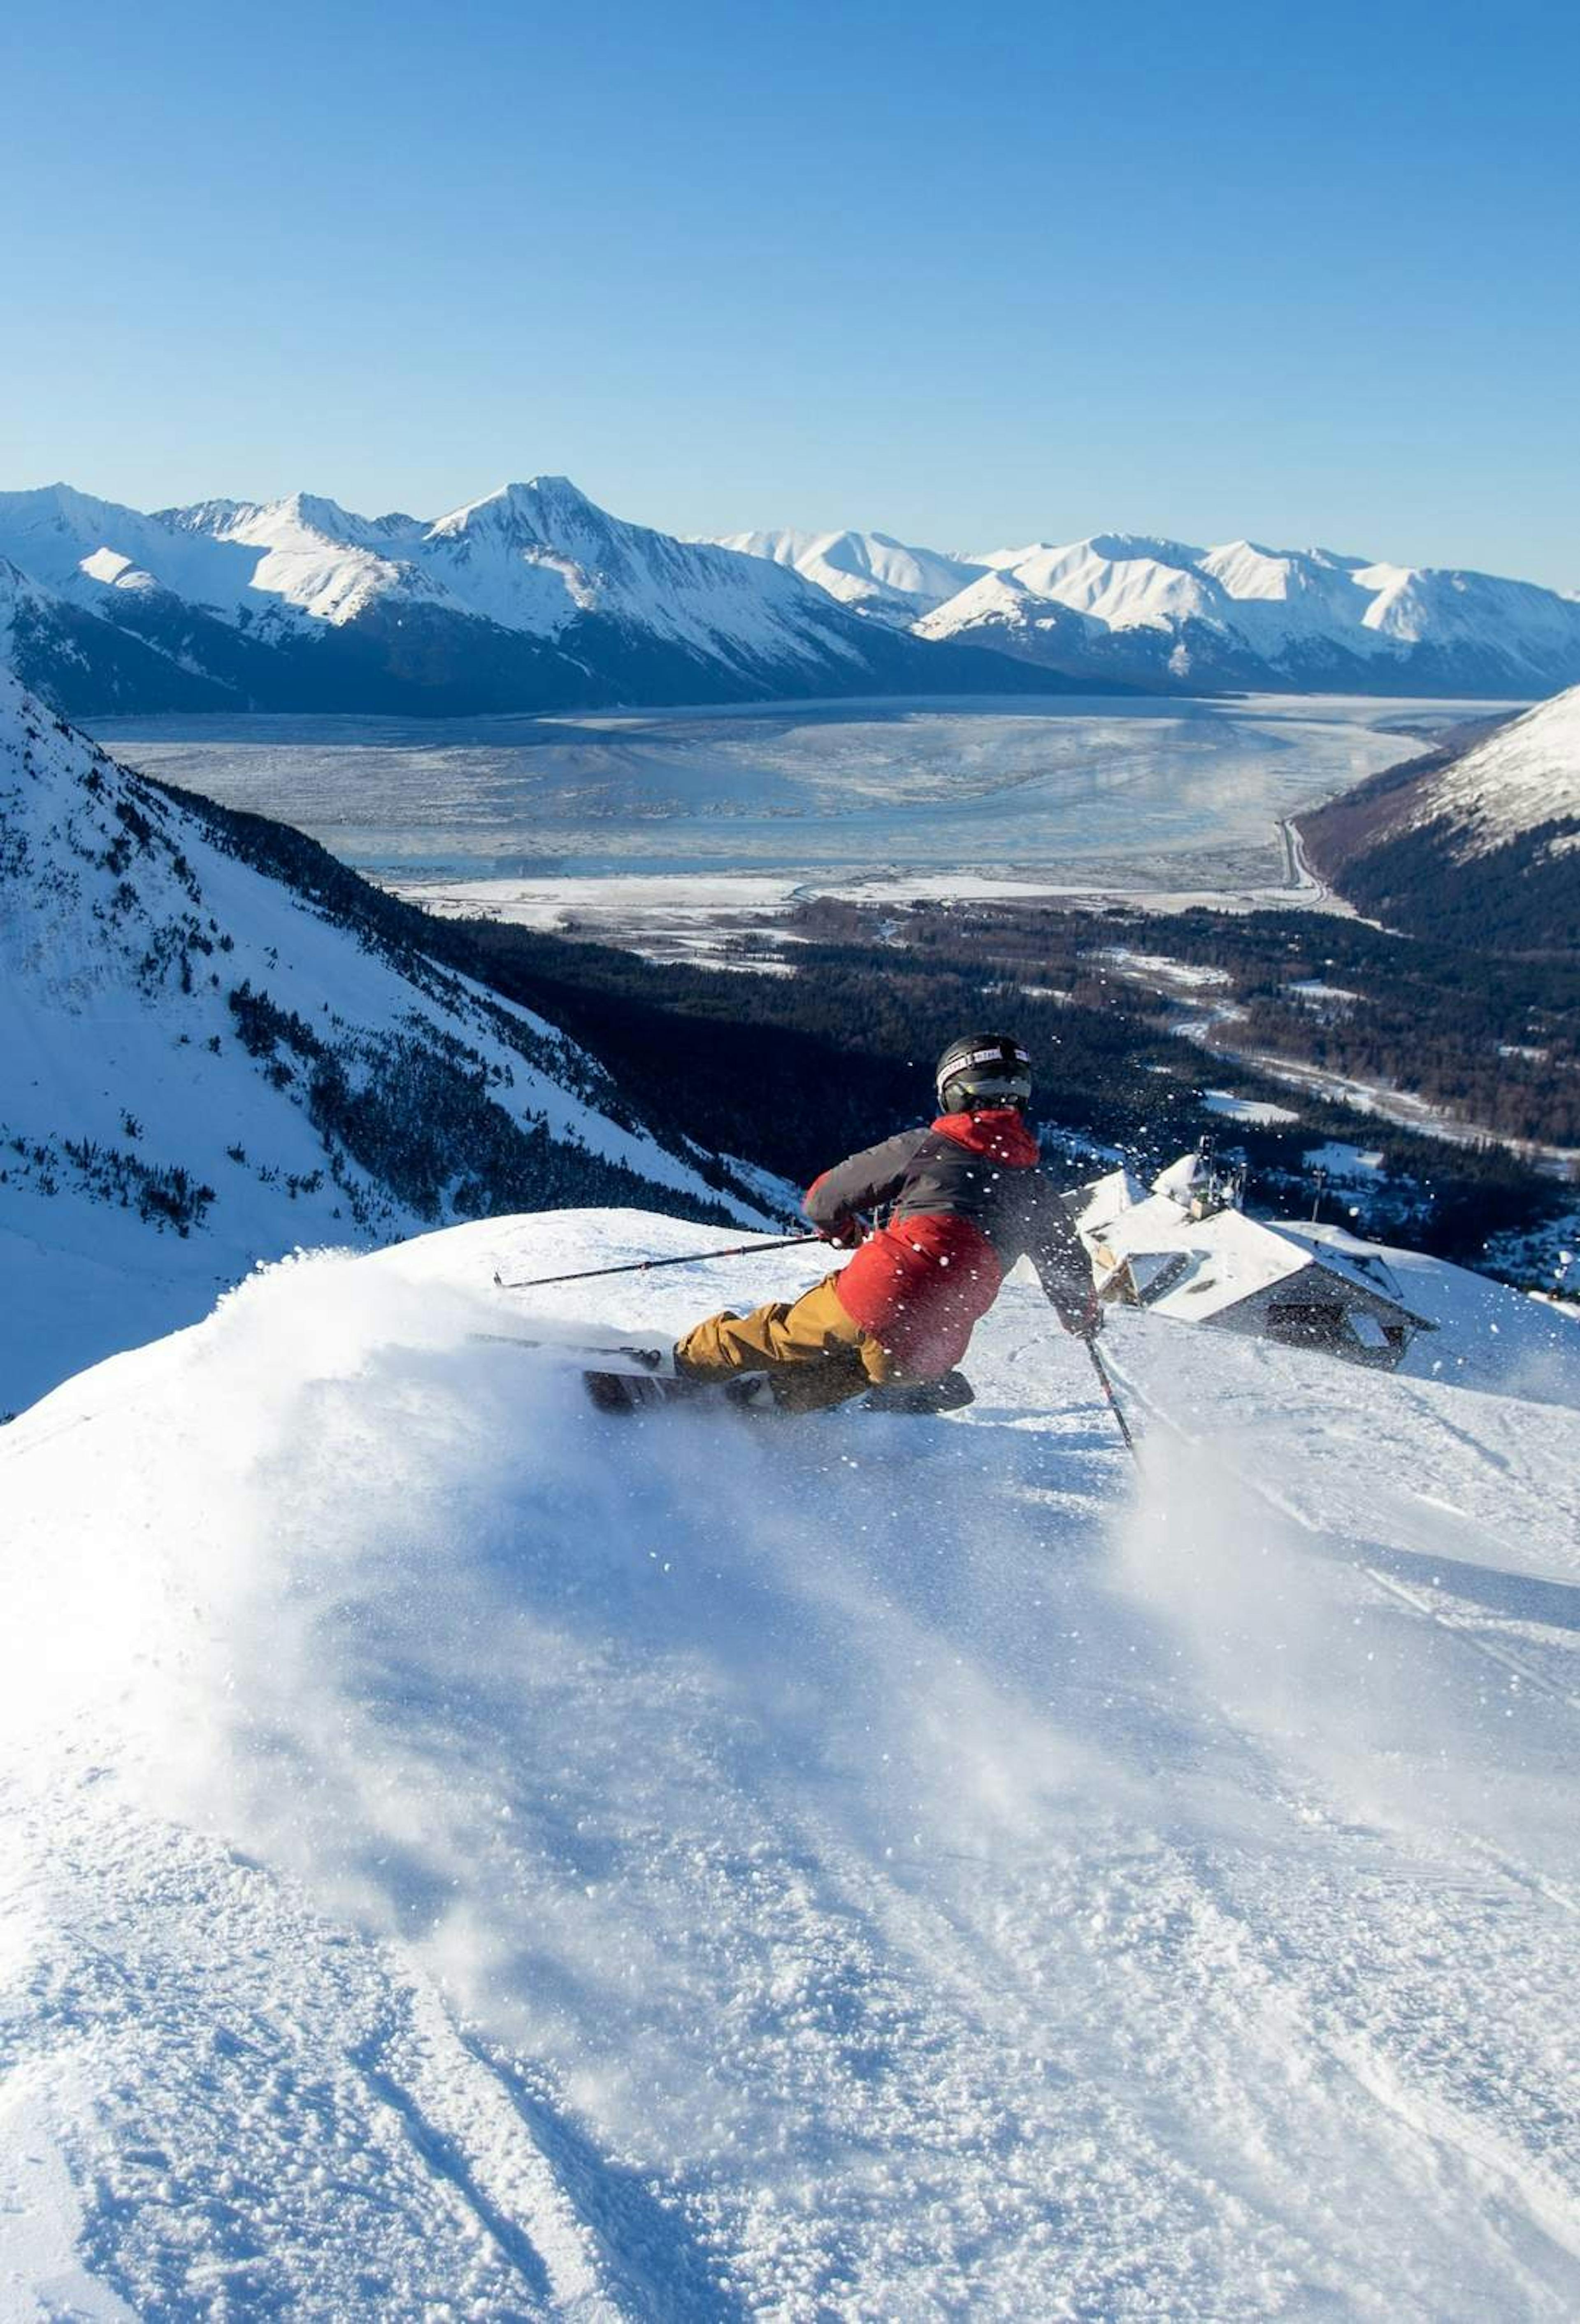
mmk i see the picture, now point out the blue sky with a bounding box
[3,0,1576,584]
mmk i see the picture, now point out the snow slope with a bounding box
[4,1210,1578,2317]
[154,491,445,626]
[1415,680,1580,857]
[0,672,754,1415]
[0,486,273,623]
[912,565,1104,662]
[706,529,982,625]
[1296,680,1580,946]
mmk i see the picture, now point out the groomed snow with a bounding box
[4,1209,1578,2316]
[1201,1090,1301,1125]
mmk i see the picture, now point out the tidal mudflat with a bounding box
[97,693,1503,876]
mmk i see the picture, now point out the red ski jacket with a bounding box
[803,1110,1090,1376]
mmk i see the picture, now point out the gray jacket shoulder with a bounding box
[804,1129,930,1225]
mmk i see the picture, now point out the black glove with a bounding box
[817,1211,862,1250]
[1063,1297,1102,1341]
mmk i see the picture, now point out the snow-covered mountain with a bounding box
[0,480,1056,719]
[0,671,767,1414]
[707,526,982,625]
[926,534,1580,693]
[943,535,1580,688]
[727,524,1580,697]
[1409,681,1580,856]
[5,1207,1578,2313]
[911,564,1110,668]
[0,552,231,714]
[1299,683,1580,947]
[16,471,1573,709]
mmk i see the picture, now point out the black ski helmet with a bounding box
[934,1032,1033,1115]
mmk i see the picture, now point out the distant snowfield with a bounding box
[1201,1089,1301,1125]
[96,693,1507,898]
[4,1211,1578,2317]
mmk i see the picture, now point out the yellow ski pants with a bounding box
[675,1271,899,1414]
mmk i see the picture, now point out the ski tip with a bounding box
[583,1369,683,1415]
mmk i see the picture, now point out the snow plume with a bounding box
[1112,1418,1578,1869]
[0,670,755,1415]
[7,1232,1133,2171]
[8,1220,1580,2315]
[146,1257,1124,1994]
[1116,1431,1393,1752]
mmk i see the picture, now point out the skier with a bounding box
[674,1032,1100,1413]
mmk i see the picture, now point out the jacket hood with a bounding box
[932,1109,1040,1166]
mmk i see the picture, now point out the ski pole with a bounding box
[1084,1334,1139,1464]
[493,1232,823,1294]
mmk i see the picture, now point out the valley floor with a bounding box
[3,1215,1578,2318]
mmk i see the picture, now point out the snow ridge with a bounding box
[733,523,1580,694]
[8,476,1579,713]
[1412,681,1580,857]
[0,479,1035,720]
[707,527,982,626]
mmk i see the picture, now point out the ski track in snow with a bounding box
[3,1215,1579,2319]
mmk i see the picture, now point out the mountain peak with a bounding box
[1083,532,1207,569]
[423,476,611,553]
[253,490,372,544]
[517,473,595,507]
[458,475,599,521]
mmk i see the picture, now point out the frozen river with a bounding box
[95,692,1504,895]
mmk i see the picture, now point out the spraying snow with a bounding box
[3,1212,1578,2315]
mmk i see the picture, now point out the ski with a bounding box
[583,1369,716,1415]
[468,1330,975,1418]
[468,1329,675,1377]
[581,1367,976,1419]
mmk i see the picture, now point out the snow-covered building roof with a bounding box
[1074,1152,1434,1364]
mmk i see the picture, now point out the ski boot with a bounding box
[862,1371,976,1415]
